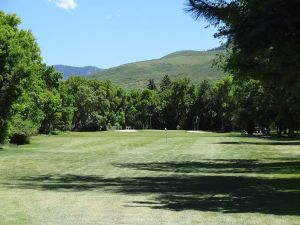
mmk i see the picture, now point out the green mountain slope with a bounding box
[90,50,225,88]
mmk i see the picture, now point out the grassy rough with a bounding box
[0,131,299,225]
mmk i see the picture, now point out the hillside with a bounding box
[90,50,225,88]
[54,65,103,79]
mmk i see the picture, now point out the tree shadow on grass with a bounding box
[225,134,300,141]
[115,159,300,174]
[216,141,300,145]
[261,136,300,141]
[5,169,300,215]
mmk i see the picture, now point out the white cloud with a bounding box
[49,0,77,10]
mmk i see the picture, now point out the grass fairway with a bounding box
[0,131,300,225]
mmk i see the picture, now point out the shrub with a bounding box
[9,116,38,145]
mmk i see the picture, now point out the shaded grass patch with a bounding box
[6,174,300,215]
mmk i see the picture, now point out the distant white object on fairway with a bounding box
[115,130,138,132]
[187,131,207,133]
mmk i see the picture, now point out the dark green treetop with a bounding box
[186,0,300,91]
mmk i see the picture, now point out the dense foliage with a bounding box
[186,0,300,92]
[51,76,300,136]
[0,12,63,144]
[0,12,43,143]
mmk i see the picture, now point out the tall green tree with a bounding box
[9,67,45,144]
[58,81,75,131]
[188,80,215,130]
[125,89,159,129]
[232,79,266,134]
[160,74,172,92]
[0,12,42,143]
[147,79,157,91]
[162,78,196,129]
[212,76,234,131]
[187,0,300,91]
[265,83,300,136]
[39,65,63,134]
[62,77,127,131]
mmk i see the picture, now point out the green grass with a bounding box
[0,130,300,225]
[90,50,224,88]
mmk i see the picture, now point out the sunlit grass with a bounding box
[0,131,299,225]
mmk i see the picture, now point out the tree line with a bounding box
[4,71,300,145]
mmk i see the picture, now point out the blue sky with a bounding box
[1,0,221,68]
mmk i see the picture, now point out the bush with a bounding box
[9,134,30,145]
[9,116,38,145]
[50,130,61,135]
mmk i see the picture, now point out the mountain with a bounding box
[89,49,225,88]
[54,65,103,79]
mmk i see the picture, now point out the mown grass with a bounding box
[0,131,300,225]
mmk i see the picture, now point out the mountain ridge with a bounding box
[89,49,225,88]
[53,65,103,79]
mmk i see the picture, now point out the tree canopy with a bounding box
[186,0,300,91]
[0,12,42,143]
